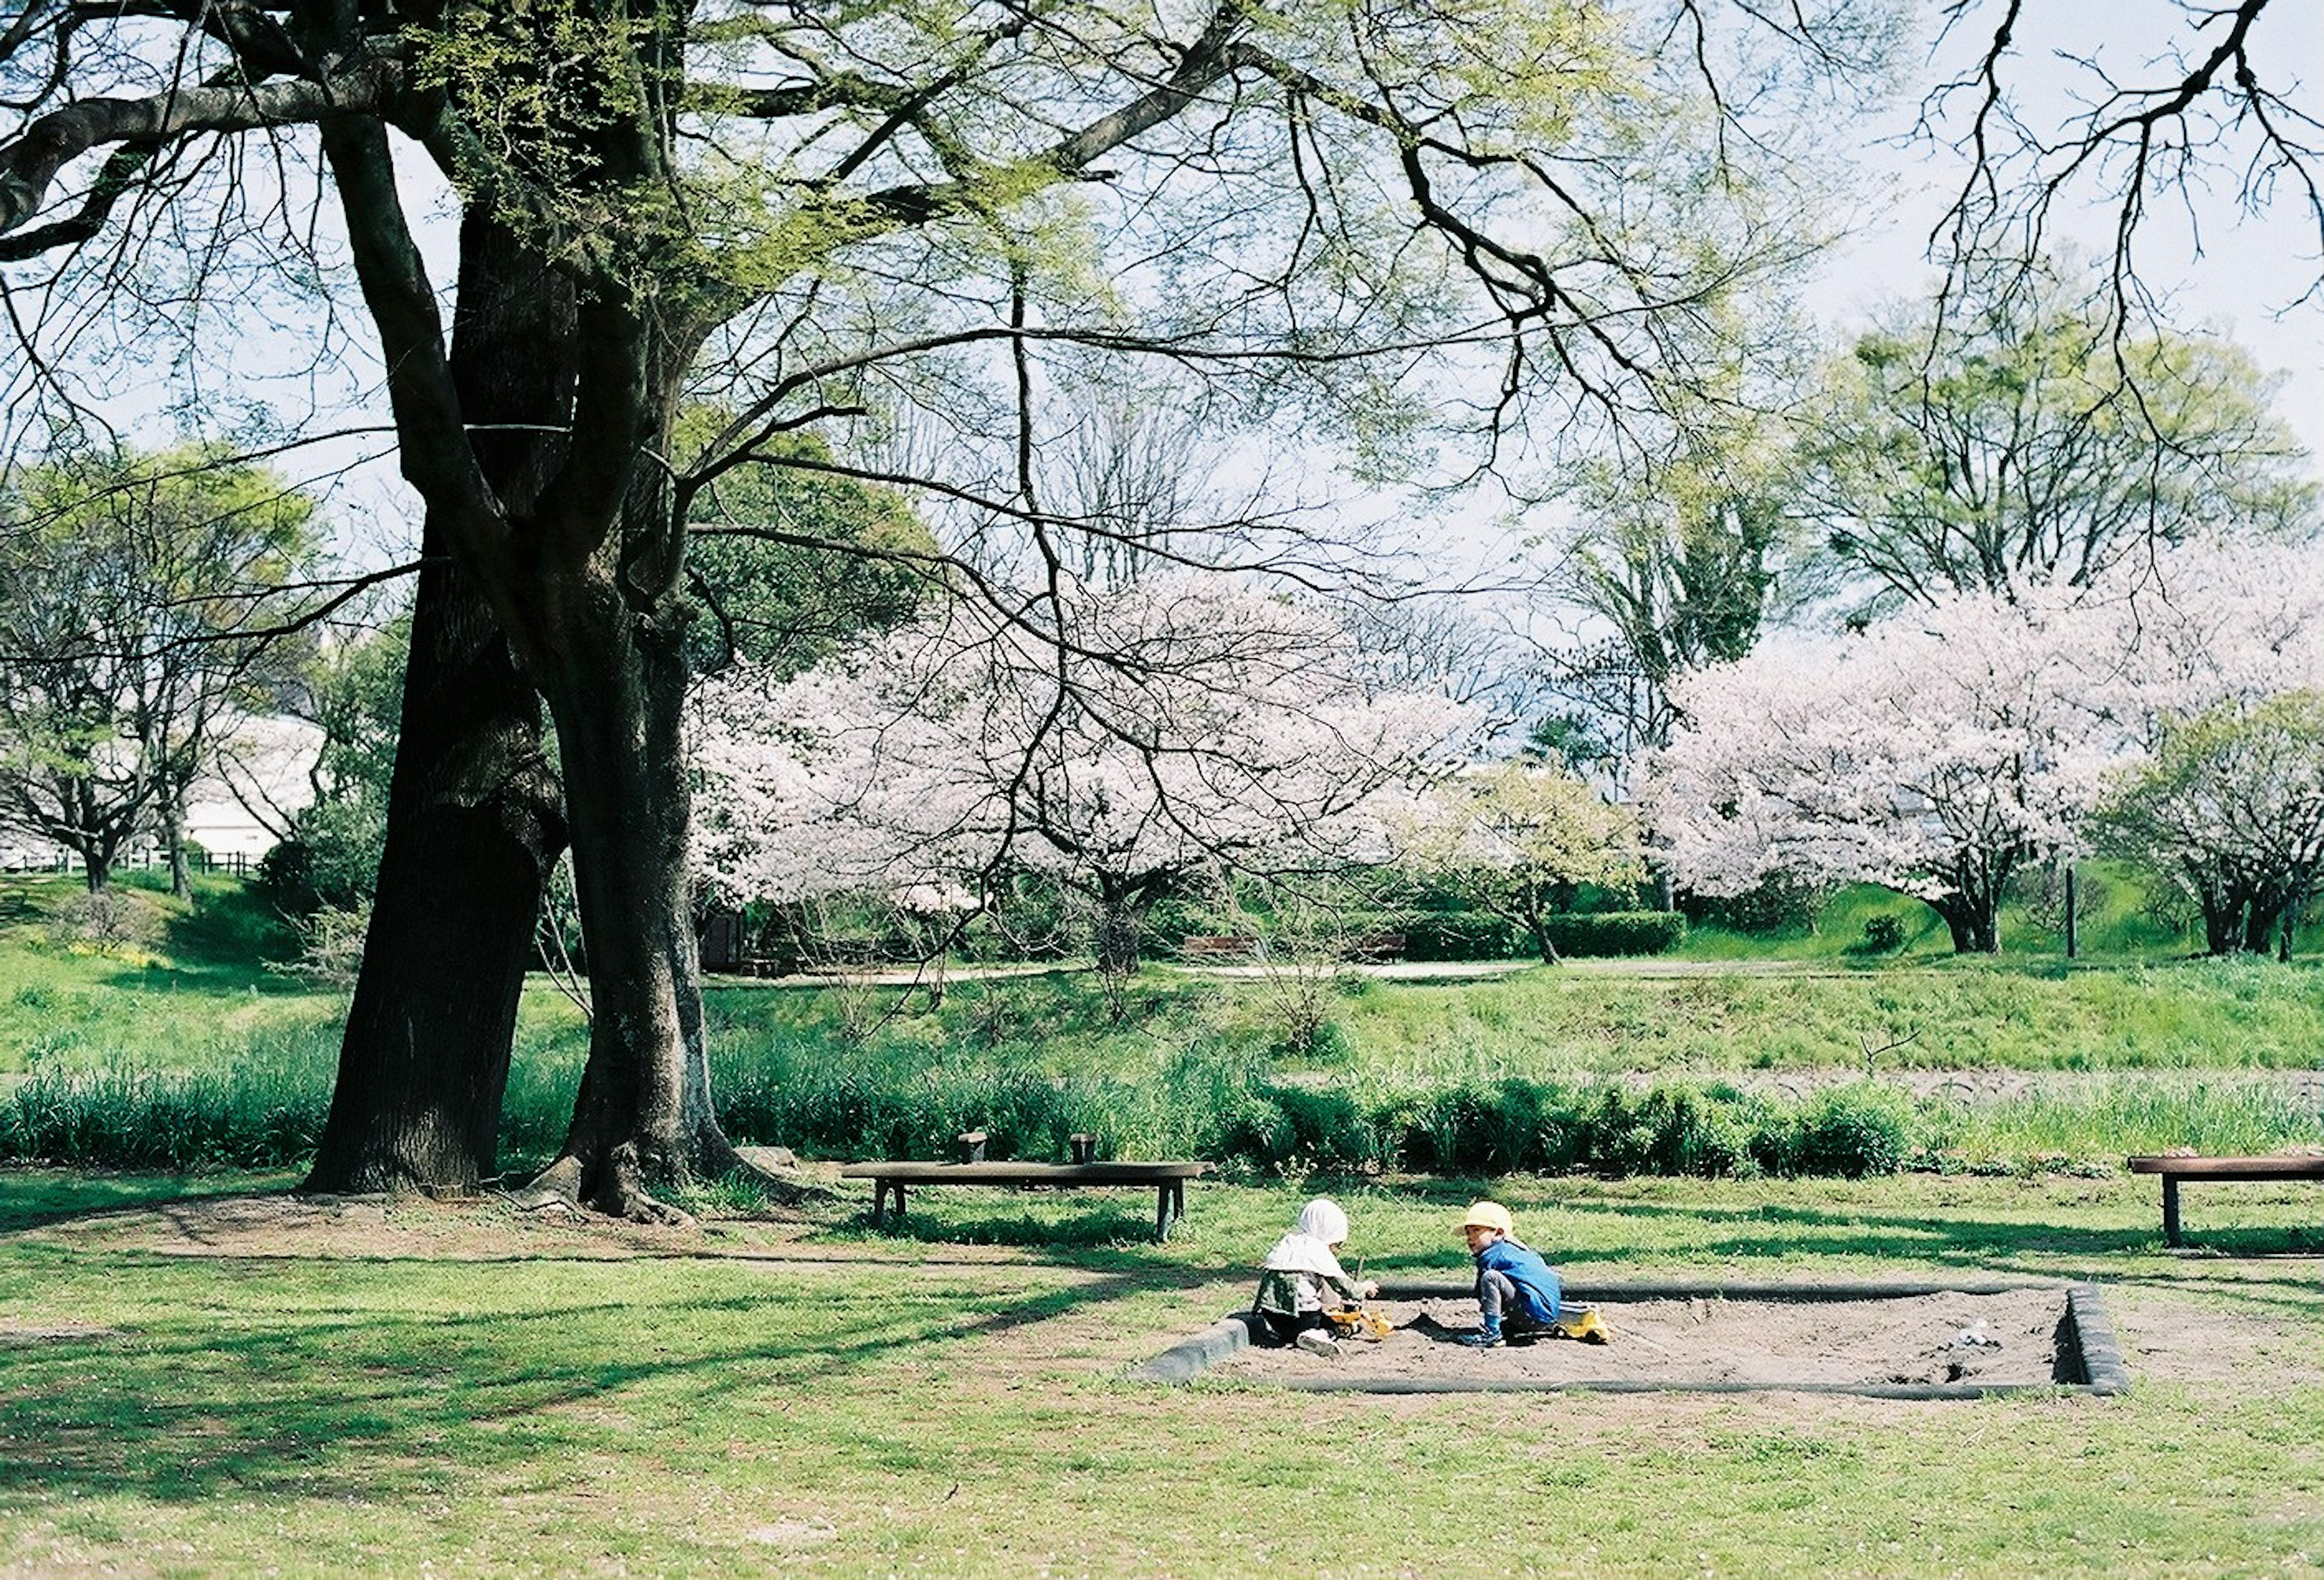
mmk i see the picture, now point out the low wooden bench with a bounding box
[838,1160,1213,1241]
[2127,1154,2324,1246]
[1179,935,1260,960]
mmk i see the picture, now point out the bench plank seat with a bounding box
[839,1160,1213,1240]
[2125,1154,2324,1245]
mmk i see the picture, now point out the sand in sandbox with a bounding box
[1215,1290,2069,1388]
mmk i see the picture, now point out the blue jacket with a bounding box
[1474,1238,1561,1325]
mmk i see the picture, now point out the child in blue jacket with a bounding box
[1459,1199,1561,1347]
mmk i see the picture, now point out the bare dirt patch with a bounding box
[10,1185,1093,1273]
[1213,1289,2070,1388]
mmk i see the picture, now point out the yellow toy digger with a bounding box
[1325,1304,1395,1342]
[1554,1303,1610,1344]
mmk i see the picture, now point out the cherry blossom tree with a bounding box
[1653,537,2324,955]
[2083,539,2324,730]
[2079,539,2324,955]
[2093,692,2324,958]
[1651,588,2119,952]
[2,0,1896,1216]
[692,577,1468,978]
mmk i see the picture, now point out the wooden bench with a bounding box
[1179,935,1259,961]
[2127,1154,2324,1246]
[837,1160,1213,1241]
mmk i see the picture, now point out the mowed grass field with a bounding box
[1,1169,2320,1578]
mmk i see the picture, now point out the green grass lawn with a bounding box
[0,873,341,1077]
[1670,864,2324,963]
[1,1169,2318,1577]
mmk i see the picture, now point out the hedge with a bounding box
[1543,911,1687,959]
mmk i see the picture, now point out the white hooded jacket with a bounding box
[1256,1199,1356,1314]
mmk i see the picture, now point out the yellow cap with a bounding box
[1459,1200,1514,1235]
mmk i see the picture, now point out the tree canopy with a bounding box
[1802,261,2316,614]
[693,575,1465,972]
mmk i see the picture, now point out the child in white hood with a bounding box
[1252,1198,1379,1355]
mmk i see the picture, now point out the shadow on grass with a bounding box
[0,1248,1170,1508]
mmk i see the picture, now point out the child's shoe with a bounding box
[1295,1328,1342,1358]
[1459,1325,1505,1348]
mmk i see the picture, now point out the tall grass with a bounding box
[5,1023,2315,1178]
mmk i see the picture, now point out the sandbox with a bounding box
[1135,1279,2130,1398]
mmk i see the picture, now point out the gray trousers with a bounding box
[1477,1268,1544,1333]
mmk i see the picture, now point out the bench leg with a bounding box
[872,1179,907,1230]
[1154,1180,1187,1242]
[2162,1175,2181,1248]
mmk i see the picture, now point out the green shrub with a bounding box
[1403,914,1523,961]
[1543,911,1687,959]
[1249,1083,1380,1173]
[1387,1079,1582,1175]
[1583,1084,1758,1177]
[1858,914,1908,954]
[1788,1083,1913,1176]
[1681,875,1829,934]
[0,1063,328,1169]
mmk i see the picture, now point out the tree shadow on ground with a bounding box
[0,1252,1166,1510]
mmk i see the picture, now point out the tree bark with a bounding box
[1518,886,1562,965]
[302,212,573,1196]
[2195,883,2240,955]
[1928,893,2001,954]
[162,785,192,901]
[301,539,562,1193]
[516,571,744,1218]
[1095,891,1144,978]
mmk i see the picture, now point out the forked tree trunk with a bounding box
[302,212,573,1196]
[1094,893,1144,978]
[1928,893,2001,954]
[2196,886,2240,955]
[2242,883,2289,956]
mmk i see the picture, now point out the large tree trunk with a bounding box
[2242,883,2289,956]
[2194,883,2241,955]
[301,542,562,1193]
[302,212,574,1196]
[517,583,742,1219]
[1094,888,1144,978]
[1929,852,2015,954]
[1928,893,2000,954]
